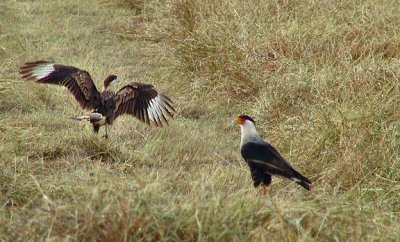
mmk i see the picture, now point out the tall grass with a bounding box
[0,0,399,240]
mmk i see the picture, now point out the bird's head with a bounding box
[231,115,260,144]
[103,75,119,91]
[231,115,256,126]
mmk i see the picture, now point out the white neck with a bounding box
[240,120,262,146]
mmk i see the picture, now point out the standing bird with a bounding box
[231,115,312,193]
[19,61,176,138]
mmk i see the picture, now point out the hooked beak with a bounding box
[229,119,237,127]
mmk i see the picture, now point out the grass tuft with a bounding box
[0,0,400,240]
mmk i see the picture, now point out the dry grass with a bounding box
[1,0,400,241]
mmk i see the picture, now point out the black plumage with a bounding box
[233,115,312,191]
[241,142,312,190]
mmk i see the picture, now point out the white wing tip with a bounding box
[147,95,175,126]
[31,63,55,79]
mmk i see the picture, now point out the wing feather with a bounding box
[19,61,102,110]
[241,141,312,189]
[241,142,297,177]
[114,82,176,126]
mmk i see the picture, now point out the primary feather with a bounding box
[19,60,176,137]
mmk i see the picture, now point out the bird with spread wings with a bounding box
[19,61,176,138]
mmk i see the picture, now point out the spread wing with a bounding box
[19,61,102,110]
[114,82,176,126]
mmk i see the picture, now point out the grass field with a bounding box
[1,0,400,241]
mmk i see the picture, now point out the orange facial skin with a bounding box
[236,116,245,125]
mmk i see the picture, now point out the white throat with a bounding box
[240,120,262,146]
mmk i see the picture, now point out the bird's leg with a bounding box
[104,124,109,139]
[251,185,269,197]
[262,184,269,195]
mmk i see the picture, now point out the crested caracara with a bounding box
[231,115,312,193]
[19,61,175,138]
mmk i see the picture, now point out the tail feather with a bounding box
[290,169,312,190]
[69,113,104,122]
[69,115,90,121]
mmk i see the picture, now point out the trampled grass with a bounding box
[0,0,399,241]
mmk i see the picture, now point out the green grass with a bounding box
[1,0,400,241]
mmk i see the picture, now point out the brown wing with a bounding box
[19,61,102,110]
[114,82,176,126]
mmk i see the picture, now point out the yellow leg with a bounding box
[251,185,269,197]
[262,184,269,195]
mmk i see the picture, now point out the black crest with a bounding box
[239,115,255,123]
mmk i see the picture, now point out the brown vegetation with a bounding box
[0,0,399,240]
